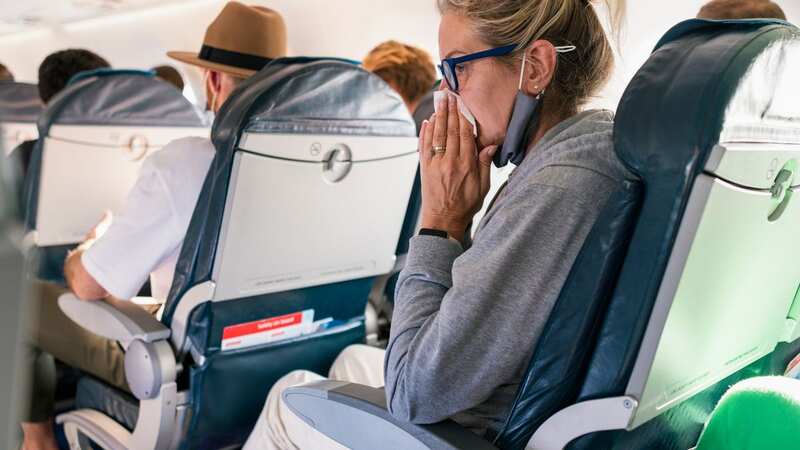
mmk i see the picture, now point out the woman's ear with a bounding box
[520,40,557,96]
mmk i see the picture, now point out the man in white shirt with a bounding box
[21,4,287,449]
[68,2,287,302]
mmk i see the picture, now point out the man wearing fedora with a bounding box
[21,4,286,449]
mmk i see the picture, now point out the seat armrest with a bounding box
[58,293,170,346]
[56,409,131,450]
[283,381,498,450]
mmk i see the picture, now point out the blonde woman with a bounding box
[245,0,628,448]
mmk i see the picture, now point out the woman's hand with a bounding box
[419,93,498,243]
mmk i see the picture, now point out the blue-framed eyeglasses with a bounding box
[438,43,578,93]
[438,44,517,93]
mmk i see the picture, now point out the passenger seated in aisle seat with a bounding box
[363,40,436,115]
[0,62,14,81]
[152,64,185,91]
[20,4,287,449]
[10,49,109,180]
[697,0,786,20]
[244,0,630,448]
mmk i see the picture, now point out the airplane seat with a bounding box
[280,18,800,450]
[567,18,800,450]
[22,69,208,285]
[56,57,418,449]
[0,81,42,155]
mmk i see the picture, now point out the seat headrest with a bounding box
[0,82,43,123]
[615,18,799,179]
[39,69,207,132]
[211,56,416,154]
[66,68,155,86]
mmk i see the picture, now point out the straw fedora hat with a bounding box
[168,2,287,78]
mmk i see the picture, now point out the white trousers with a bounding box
[243,344,386,450]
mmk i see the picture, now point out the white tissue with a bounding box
[433,91,478,137]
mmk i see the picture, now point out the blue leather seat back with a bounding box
[161,57,416,449]
[163,57,415,323]
[0,81,42,128]
[0,81,43,151]
[21,69,206,284]
[491,179,642,449]
[564,19,800,450]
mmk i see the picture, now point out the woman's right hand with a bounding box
[418,93,498,242]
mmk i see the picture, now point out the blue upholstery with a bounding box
[163,57,414,325]
[491,179,642,448]
[455,19,800,450]
[66,68,155,86]
[121,57,414,449]
[75,376,138,432]
[562,19,800,450]
[22,70,205,283]
[0,81,42,123]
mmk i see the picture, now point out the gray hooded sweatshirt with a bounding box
[385,109,634,436]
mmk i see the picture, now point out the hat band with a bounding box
[198,45,272,72]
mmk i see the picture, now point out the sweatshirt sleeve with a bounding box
[384,182,607,424]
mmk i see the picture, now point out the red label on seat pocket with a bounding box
[221,309,315,351]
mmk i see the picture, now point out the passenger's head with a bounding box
[152,65,185,91]
[363,40,437,114]
[37,49,110,104]
[697,0,786,20]
[0,63,13,82]
[167,1,287,113]
[436,0,625,148]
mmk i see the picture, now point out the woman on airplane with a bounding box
[244,0,630,448]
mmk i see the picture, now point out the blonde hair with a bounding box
[363,40,437,106]
[438,0,626,113]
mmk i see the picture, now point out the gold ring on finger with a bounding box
[433,145,446,154]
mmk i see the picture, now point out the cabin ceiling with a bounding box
[0,0,209,36]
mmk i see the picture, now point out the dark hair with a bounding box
[698,0,786,20]
[0,63,13,82]
[38,49,110,103]
[152,65,185,91]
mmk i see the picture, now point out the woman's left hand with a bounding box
[418,93,498,243]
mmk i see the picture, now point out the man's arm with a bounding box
[64,246,107,301]
[62,150,182,302]
[64,212,113,301]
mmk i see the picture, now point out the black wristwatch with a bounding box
[418,228,449,239]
